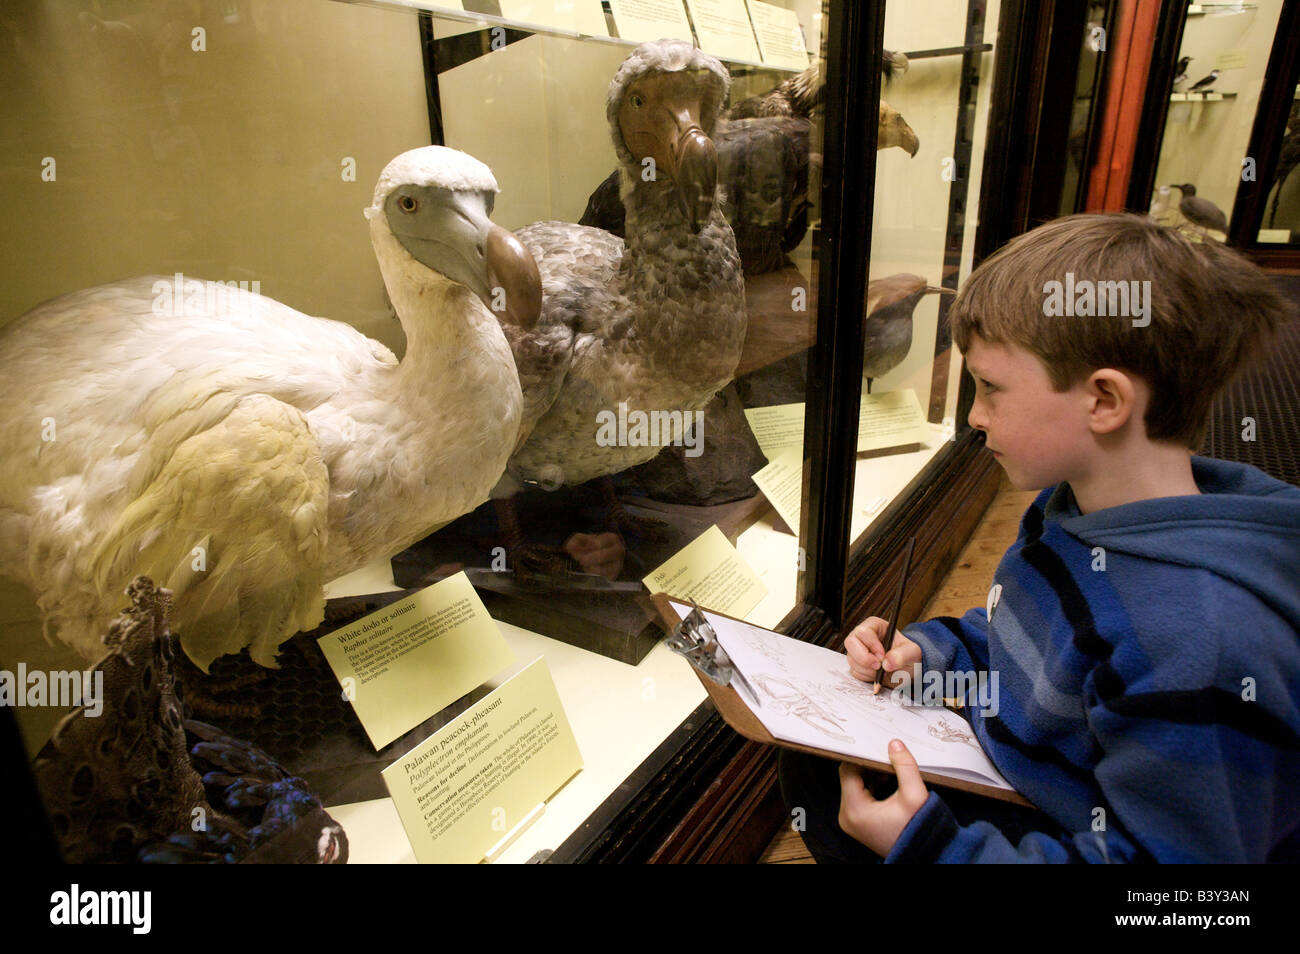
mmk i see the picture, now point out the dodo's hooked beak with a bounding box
[378,184,541,330]
[672,127,718,234]
[485,226,542,330]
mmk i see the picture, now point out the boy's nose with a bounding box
[967,400,988,432]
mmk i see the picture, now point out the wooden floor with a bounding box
[757,474,1038,864]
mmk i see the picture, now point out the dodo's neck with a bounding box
[369,220,504,405]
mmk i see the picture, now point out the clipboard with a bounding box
[651,592,1033,807]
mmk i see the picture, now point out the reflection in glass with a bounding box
[849,0,1002,547]
[1148,0,1285,239]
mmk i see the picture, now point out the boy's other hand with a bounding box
[838,741,929,856]
[563,531,625,579]
[844,616,921,686]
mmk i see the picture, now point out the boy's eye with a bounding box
[976,377,995,392]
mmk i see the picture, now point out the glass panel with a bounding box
[1060,1,1115,216]
[1147,1,1286,239]
[0,0,831,862]
[1260,83,1300,242]
[849,0,1002,548]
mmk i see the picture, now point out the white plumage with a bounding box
[0,146,537,671]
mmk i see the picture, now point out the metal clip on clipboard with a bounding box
[666,600,760,704]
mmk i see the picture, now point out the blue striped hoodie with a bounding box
[887,456,1300,863]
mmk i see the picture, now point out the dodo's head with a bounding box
[608,40,730,233]
[366,146,541,329]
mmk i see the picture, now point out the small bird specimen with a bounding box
[1172,182,1228,235]
[863,274,953,392]
[1173,55,1192,86]
[0,146,540,671]
[1186,70,1219,94]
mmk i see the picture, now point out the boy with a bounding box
[779,213,1300,863]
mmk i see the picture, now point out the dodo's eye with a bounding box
[629,93,645,109]
[397,194,418,213]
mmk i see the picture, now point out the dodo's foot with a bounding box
[598,478,669,543]
[174,653,267,721]
[604,503,670,543]
[511,542,582,580]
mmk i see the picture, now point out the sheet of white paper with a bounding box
[668,601,1013,789]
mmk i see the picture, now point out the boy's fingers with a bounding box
[845,633,879,667]
[838,762,875,806]
[887,740,928,806]
[850,618,887,652]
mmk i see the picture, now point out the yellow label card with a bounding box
[751,448,803,535]
[747,0,809,70]
[318,572,514,750]
[381,657,583,864]
[687,0,761,63]
[608,0,694,42]
[744,402,804,460]
[498,0,609,36]
[643,524,767,618]
[857,388,932,452]
[1214,49,1247,70]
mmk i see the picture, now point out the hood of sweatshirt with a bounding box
[1045,456,1300,630]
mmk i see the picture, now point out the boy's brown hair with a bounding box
[948,212,1291,447]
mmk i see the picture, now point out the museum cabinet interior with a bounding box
[2,0,1297,864]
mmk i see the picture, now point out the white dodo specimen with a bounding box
[0,146,540,672]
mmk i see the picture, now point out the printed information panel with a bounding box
[382,657,583,864]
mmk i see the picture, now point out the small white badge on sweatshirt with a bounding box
[986,583,1002,621]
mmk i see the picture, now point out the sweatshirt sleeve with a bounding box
[903,607,991,677]
[898,489,1054,678]
[883,645,1300,864]
[885,725,1292,863]
[883,791,1145,863]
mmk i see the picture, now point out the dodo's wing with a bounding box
[89,394,329,673]
[508,221,625,441]
[578,169,626,238]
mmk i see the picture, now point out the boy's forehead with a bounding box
[964,334,1041,376]
[963,333,1003,371]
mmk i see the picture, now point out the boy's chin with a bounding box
[999,462,1057,492]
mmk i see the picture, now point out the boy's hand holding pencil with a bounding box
[845,617,922,690]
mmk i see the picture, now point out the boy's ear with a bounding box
[1084,368,1141,436]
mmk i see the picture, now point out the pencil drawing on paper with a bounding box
[928,717,983,753]
[750,673,855,743]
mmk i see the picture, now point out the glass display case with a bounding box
[1146,1,1286,238]
[848,1,1000,550]
[1130,0,1300,263]
[0,0,1021,864]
